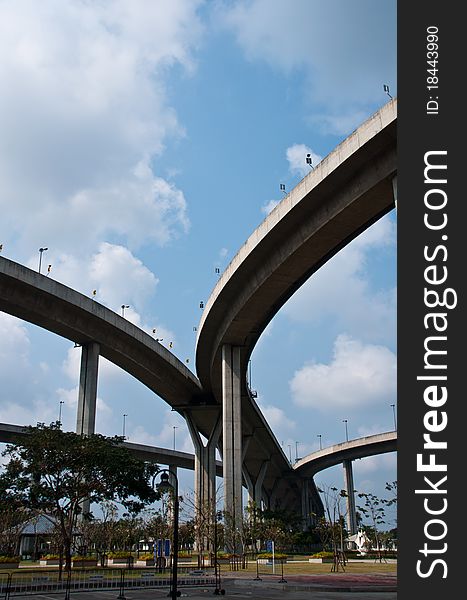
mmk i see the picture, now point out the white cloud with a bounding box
[128,410,193,453]
[262,144,322,215]
[353,453,396,477]
[0,0,200,259]
[214,247,230,271]
[0,401,53,428]
[218,0,396,135]
[89,243,158,312]
[0,313,30,370]
[261,199,280,215]
[39,242,161,323]
[290,334,396,412]
[61,347,126,384]
[308,110,370,137]
[357,423,392,438]
[257,398,295,435]
[286,144,322,178]
[283,215,396,344]
[56,385,111,416]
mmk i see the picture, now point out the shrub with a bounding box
[72,556,96,562]
[257,552,288,560]
[0,555,21,563]
[309,551,334,559]
[107,551,133,559]
[41,554,60,560]
[138,553,154,561]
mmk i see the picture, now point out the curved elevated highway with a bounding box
[196,99,397,392]
[0,258,203,409]
[294,431,397,477]
[195,99,397,516]
[0,256,221,434]
[0,100,397,527]
[0,255,294,512]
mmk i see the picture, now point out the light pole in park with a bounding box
[213,510,225,595]
[153,469,180,599]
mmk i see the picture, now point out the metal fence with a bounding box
[253,559,287,583]
[0,567,216,599]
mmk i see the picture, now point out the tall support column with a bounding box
[261,490,270,511]
[243,469,254,508]
[168,464,178,493]
[222,344,243,552]
[185,413,221,553]
[301,479,311,530]
[243,461,268,511]
[75,342,99,517]
[254,461,269,507]
[343,459,358,534]
[166,465,178,525]
[269,478,280,511]
[76,342,100,436]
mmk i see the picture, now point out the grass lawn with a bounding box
[233,560,397,577]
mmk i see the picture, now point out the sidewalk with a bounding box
[17,574,397,600]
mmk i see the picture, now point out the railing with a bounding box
[253,558,287,583]
[0,567,216,598]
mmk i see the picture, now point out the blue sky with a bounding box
[0,0,397,527]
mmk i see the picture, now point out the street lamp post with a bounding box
[343,419,349,442]
[213,510,225,595]
[317,434,322,450]
[38,247,48,273]
[295,441,300,462]
[121,305,129,317]
[154,469,180,600]
[173,426,178,451]
[58,400,64,426]
[122,414,127,439]
[390,404,397,430]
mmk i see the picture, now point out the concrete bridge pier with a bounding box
[75,341,99,516]
[244,460,269,512]
[165,464,178,525]
[221,344,243,552]
[185,413,221,551]
[343,459,358,534]
[76,342,100,436]
[168,464,178,489]
[301,479,313,530]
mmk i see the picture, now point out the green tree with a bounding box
[357,492,386,561]
[316,485,348,571]
[0,422,159,571]
[0,500,28,557]
[243,502,304,555]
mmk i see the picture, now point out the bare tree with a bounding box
[316,485,348,572]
